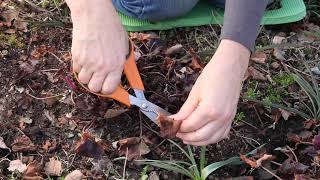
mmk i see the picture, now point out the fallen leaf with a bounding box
[104,108,128,119]
[130,32,159,41]
[255,154,274,168]
[117,137,150,161]
[189,48,204,70]
[272,35,286,45]
[44,110,56,124]
[156,114,182,139]
[4,28,15,34]
[239,154,257,168]
[299,131,313,141]
[42,139,57,153]
[44,158,62,176]
[31,45,55,60]
[62,52,72,61]
[65,170,83,180]
[311,65,320,75]
[19,116,33,124]
[247,66,267,81]
[19,59,39,73]
[23,160,42,180]
[312,135,320,150]
[279,109,292,120]
[13,19,28,32]
[273,48,286,61]
[11,135,37,152]
[0,9,18,26]
[8,159,27,173]
[165,44,183,56]
[250,52,267,64]
[287,133,301,144]
[278,158,309,175]
[240,154,273,169]
[271,62,281,69]
[304,119,316,129]
[0,136,10,150]
[75,132,104,159]
[91,158,113,175]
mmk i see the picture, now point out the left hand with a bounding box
[170,39,250,146]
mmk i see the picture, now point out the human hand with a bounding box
[66,0,128,94]
[171,39,251,146]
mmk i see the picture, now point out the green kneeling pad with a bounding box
[117,0,306,32]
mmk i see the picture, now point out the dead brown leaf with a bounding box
[75,132,105,159]
[239,154,257,168]
[189,48,204,70]
[272,34,286,45]
[44,158,62,176]
[31,45,55,60]
[4,28,15,34]
[250,52,267,64]
[65,170,83,180]
[130,32,159,41]
[279,158,309,175]
[247,66,267,81]
[0,136,10,150]
[23,160,43,180]
[273,48,286,61]
[104,108,128,119]
[165,44,183,56]
[304,119,316,129]
[240,154,273,169]
[279,109,293,120]
[0,9,18,26]
[156,114,182,139]
[11,135,37,152]
[271,62,281,69]
[13,19,28,32]
[42,139,57,153]
[19,59,40,73]
[117,137,150,161]
[8,159,27,173]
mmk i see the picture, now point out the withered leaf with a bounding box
[8,159,27,173]
[104,108,128,119]
[11,135,37,152]
[304,119,316,129]
[247,66,267,81]
[42,139,57,153]
[75,132,104,159]
[65,170,83,180]
[44,158,62,176]
[23,160,42,180]
[240,154,273,169]
[279,158,309,175]
[117,137,150,161]
[239,154,257,168]
[156,114,182,139]
[279,109,292,120]
[130,32,159,41]
[0,136,10,150]
[165,44,183,56]
[0,9,19,26]
[273,48,286,61]
[13,19,28,32]
[271,62,281,69]
[189,48,204,70]
[250,52,267,64]
[312,135,320,150]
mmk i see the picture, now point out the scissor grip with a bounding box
[124,39,145,91]
[73,71,131,107]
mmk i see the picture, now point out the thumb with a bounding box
[170,92,199,121]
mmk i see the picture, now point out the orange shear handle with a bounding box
[73,39,144,107]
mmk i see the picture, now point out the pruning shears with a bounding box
[73,39,170,123]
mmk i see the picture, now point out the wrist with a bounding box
[211,39,250,76]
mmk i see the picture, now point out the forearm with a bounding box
[220,0,269,52]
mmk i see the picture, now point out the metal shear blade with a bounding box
[129,95,171,123]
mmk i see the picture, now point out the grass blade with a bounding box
[168,140,193,162]
[200,146,206,171]
[187,145,200,179]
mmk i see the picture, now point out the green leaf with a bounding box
[187,145,200,178]
[201,144,265,179]
[199,146,206,171]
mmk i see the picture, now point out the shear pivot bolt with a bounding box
[141,103,148,109]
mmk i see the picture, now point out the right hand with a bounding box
[67,0,129,94]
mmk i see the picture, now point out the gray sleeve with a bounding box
[220,0,269,52]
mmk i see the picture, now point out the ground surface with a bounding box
[0,0,320,179]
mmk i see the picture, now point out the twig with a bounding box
[48,51,64,64]
[253,104,264,127]
[25,91,64,100]
[239,119,259,130]
[122,148,129,180]
[261,165,283,180]
[139,111,143,138]
[23,0,53,14]
[287,146,298,162]
[40,69,60,72]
